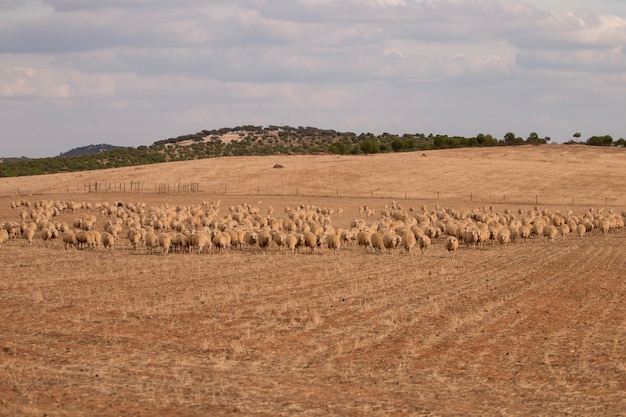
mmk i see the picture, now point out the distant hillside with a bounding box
[59,144,125,157]
[0,126,622,178]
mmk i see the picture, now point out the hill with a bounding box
[0,125,622,177]
[58,143,125,157]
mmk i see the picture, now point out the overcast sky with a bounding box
[1,0,626,157]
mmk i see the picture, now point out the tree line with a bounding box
[0,126,623,177]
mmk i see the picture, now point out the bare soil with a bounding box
[0,145,625,416]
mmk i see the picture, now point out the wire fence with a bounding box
[5,181,625,208]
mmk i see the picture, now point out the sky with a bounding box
[1,1,626,158]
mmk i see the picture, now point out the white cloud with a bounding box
[1,0,626,157]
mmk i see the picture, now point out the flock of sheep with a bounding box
[1,198,624,258]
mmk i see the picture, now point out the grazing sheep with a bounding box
[382,232,400,254]
[212,231,229,254]
[444,236,459,258]
[356,230,373,252]
[0,229,8,248]
[76,230,95,250]
[257,231,273,253]
[244,231,259,252]
[158,233,172,255]
[340,229,355,247]
[519,225,531,243]
[22,226,37,247]
[172,232,190,253]
[370,232,384,253]
[285,233,298,254]
[576,224,586,238]
[302,231,318,254]
[144,231,159,254]
[272,231,288,253]
[543,225,558,242]
[325,233,341,254]
[39,227,55,247]
[417,235,431,255]
[102,232,115,251]
[127,228,143,250]
[62,231,78,250]
[190,231,211,254]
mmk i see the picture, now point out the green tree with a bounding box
[359,139,380,154]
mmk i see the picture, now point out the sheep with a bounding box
[325,233,341,254]
[22,226,36,247]
[158,233,172,255]
[285,233,298,254]
[39,227,55,247]
[62,231,78,250]
[576,224,586,238]
[227,229,245,250]
[127,228,143,250]
[144,231,159,254]
[102,232,115,251]
[244,231,259,252]
[190,231,211,254]
[402,230,417,255]
[76,230,95,250]
[172,232,190,253]
[302,231,318,254]
[272,231,288,253]
[543,225,558,242]
[212,231,229,254]
[417,235,431,255]
[257,231,273,253]
[444,236,459,258]
[340,229,355,247]
[0,229,8,248]
[519,225,531,243]
[496,228,511,247]
[370,232,384,253]
[356,230,373,252]
[382,231,400,254]
[462,228,479,250]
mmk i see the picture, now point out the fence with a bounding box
[17,181,624,207]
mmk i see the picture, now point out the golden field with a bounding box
[0,144,625,416]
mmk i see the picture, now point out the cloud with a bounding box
[1,0,626,157]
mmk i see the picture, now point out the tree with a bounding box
[586,135,613,147]
[359,139,380,154]
[573,132,581,139]
[526,132,540,145]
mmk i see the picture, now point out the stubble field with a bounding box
[0,145,625,416]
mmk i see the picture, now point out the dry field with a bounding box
[0,145,625,416]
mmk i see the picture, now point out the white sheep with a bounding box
[158,233,172,255]
[402,230,416,255]
[496,228,511,247]
[370,232,384,253]
[382,231,400,254]
[444,236,459,258]
[0,229,8,248]
[325,233,341,254]
[285,233,298,254]
[417,235,431,255]
[102,232,115,251]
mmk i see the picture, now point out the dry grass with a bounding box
[0,145,625,416]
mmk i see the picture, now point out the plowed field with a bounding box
[0,145,624,416]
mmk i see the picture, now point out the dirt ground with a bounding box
[1,146,625,416]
